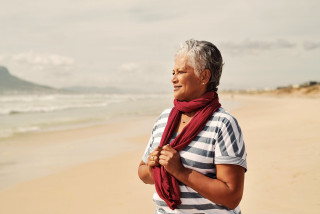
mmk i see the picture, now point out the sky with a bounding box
[0,0,319,92]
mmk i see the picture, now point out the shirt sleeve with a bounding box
[141,115,161,164]
[142,108,171,163]
[214,115,247,171]
[142,132,156,164]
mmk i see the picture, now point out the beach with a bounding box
[0,94,319,214]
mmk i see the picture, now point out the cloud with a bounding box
[107,61,171,91]
[303,41,320,50]
[1,51,77,87]
[220,39,297,55]
[9,51,75,78]
[127,6,178,23]
[11,51,74,67]
[118,63,140,73]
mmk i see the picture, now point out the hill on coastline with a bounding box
[271,81,320,96]
[223,81,320,97]
[0,66,59,94]
[0,66,155,94]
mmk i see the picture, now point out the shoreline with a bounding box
[0,94,319,213]
[0,114,157,191]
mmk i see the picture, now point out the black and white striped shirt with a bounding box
[142,107,247,214]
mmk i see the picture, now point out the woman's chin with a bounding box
[175,97,187,102]
[173,93,183,101]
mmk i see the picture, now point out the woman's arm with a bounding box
[138,146,162,184]
[159,145,245,210]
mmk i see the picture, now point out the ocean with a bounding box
[0,92,239,140]
[0,93,173,140]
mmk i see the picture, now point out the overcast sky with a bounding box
[0,0,319,92]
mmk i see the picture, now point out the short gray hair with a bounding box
[175,39,224,92]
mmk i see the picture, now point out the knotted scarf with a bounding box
[152,91,221,210]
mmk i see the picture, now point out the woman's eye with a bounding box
[172,70,185,75]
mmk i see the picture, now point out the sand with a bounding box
[0,94,319,214]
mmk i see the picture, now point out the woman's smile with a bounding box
[173,85,182,91]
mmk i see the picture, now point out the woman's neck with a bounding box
[183,111,196,117]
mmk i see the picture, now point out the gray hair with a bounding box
[175,39,224,92]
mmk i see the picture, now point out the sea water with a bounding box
[0,93,239,140]
[0,93,173,139]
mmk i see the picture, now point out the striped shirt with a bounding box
[142,107,247,214]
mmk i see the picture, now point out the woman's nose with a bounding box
[171,74,177,83]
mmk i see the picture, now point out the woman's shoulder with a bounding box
[156,108,172,119]
[160,108,172,116]
[153,108,172,127]
[212,107,233,118]
[210,107,240,126]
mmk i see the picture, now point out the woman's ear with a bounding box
[201,69,211,84]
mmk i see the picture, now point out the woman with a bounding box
[138,39,247,214]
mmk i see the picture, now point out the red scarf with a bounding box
[152,91,221,210]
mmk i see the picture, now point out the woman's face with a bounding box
[172,55,206,101]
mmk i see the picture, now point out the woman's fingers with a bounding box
[162,144,173,151]
[154,146,162,151]
[148,145,178,167]
[160,145,176,158]
[151,150,160,160]
[149,154,159,163]
[158,145,185,177]
[148,146,163,167]
[148,156,158,167]
[159,148,172,163]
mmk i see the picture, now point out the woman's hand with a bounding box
[159,145,186,177]
[147,146,162,176]
[138,146,161,184]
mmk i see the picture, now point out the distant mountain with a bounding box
[0,66,59,94]
[0,66,168,95]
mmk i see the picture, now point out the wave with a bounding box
[0,126,40,139]
[0,93,170,115]
[0,93,173,140]
[0,102,111,115]
[0,94,128,115]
